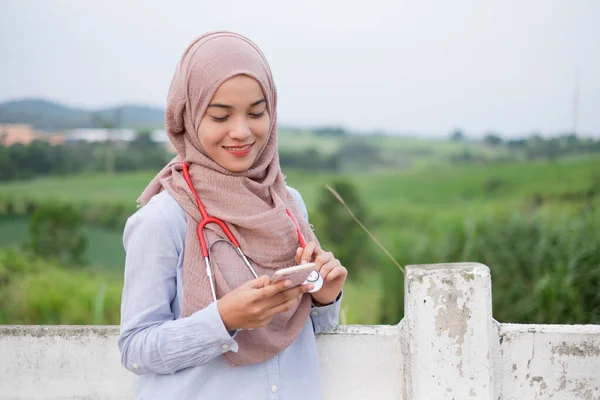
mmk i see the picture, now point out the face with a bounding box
[197,75,270,172]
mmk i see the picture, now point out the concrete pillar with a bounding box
[403,263,496,399]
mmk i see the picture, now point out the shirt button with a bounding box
[311,311,319,316]
[271,385,278,393]
[132,363,140,370]
[222,344,230,350]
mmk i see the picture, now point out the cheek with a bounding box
[251,116,271,139]
[197,120,227,148]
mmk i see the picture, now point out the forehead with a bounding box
[211,75,265,102]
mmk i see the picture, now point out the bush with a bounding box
[377,207,600,325]
[29,202,87,265]
[313,180,374,280]
[0,248,122,325]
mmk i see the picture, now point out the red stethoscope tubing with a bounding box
[181,162,307,256]
[181,162,311,301]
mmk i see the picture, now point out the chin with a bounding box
[220,159,255,173]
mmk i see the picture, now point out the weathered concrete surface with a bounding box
[0,324,404,400]
[403,263,497,399]
[318,324,403,400]
[0,325,134,399]
[2,263,600,400]
[499,324,600,400]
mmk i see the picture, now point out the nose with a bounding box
[228,116,252,141]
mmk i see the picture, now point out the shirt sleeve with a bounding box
[118,203,238,376]
[310,292,343,334]
[287,186,309,221]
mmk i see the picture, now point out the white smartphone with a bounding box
[271,262,316,287]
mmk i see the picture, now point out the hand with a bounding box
[296,242,347,306]
[217,275,314,331]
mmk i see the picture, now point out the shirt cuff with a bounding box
[188,301,239,354]
[311,291,343,308]
[309,291,342,334]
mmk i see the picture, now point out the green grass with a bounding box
[0,249,123,325]
[4,151,596,213]
[277,132,512,169]
[0,171,151,204]
[0,216,125,272]
[0,216,29,247]
[1,155,599,325]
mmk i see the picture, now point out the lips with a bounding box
[223,142,254,157]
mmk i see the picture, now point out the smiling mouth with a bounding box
[223,142,254,156]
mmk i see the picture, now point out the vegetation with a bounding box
[0,152,598,325]
[2,99,598,326]
[29,202,87,265]
[0,248,122,324]
[3,129,600,181]
[0,133,172,180]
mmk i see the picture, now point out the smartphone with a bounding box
[271,262,316,287]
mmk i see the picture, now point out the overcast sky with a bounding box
[1,0,598,137]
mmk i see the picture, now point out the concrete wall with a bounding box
[1,262,599,399]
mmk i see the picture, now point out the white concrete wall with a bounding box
[1,262,599,400]
[499,324,600,399]
[0,326,134,399]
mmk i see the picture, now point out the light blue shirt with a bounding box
[118,188,341,400]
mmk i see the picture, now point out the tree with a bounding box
[314,181,372,279]
[29,202,87,265]
[450,129,466,142]
[483,133,503,146]
[314,126,348,137]
[129,130,157,151]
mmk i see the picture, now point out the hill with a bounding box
[0,98,165,131]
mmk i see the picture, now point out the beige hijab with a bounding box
[138,31,318,365]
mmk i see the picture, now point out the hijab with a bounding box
[138,31,318,365]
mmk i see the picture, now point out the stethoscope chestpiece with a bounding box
[304,270,323,293]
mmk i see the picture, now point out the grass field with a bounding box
[2,156,597,214]
[0,216,125,271]
[1,155,599,325]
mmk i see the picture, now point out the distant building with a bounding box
[0,124,174,152]
[65,128,176,152]
[0,124,65,146]
[66,128,136,143]
[150,130,176,153]
[0,124,39,145]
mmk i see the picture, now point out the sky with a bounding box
[1,0,599,138]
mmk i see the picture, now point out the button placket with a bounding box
[266,354,281,399]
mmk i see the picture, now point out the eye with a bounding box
[210,115,229,122]
[249,111,265,119]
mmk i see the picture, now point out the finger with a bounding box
[257,277,295,298]
[246,275,271,289]
[324,265,347,282]
[299,241,317,265]
[314,251,334,272]
[318,261,338,281]
[263,296,301,319]
[295,247,303,264]
[265,283,314,308]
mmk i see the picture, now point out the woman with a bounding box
[118,31,347,399]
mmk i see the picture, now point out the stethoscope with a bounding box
[182,162,322,301]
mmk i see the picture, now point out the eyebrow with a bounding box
[207,98,266,109]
